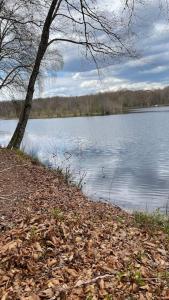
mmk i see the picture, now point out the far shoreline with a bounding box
[1,104,169,121]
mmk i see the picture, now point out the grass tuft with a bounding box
[15,149,41,165]
[51,208,64,221]
[134,210,169,235]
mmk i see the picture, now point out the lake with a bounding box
[1,106,169,212]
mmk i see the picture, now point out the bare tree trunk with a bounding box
[7,0,134,149]
[7,0,59,149]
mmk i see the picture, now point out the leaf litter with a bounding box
[0,149,169,299]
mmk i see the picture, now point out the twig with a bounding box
[49,273,117,299]
[0,191,19,200]
[74,273,117,287]
[0,196,10,200]
[0,164,28,173]
[49,272,168,299]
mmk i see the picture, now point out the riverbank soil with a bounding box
[0,149,169,299]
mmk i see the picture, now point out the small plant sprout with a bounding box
[86,293,94,300]
[105,294,113,300]
[133,270,145,286]
[116,216,124,223]
[135,250,145,262]
[52,208,64,221]
[30,226,38,240]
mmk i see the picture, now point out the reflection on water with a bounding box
[1,106,169,212]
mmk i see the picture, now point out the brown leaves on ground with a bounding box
[0,149,169,299]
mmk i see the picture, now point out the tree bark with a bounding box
[7,0,59,149]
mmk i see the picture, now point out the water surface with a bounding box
[1,107,169,212]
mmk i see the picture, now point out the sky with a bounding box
[36,0,169,98]
[2,0,169,100]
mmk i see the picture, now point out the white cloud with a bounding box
[1,0,169,101]
[37,1,169,97]
[72,73,81,80]
[154,22,169,34]
[80,80,99,88]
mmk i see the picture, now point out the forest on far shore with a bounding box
[1,86,169,119]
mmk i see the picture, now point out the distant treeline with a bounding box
[1,87,169,119]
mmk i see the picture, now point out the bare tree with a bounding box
[0,0,41,93]
[7,0,135,149]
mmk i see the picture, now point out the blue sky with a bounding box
[35,0,169,98]
[2,0,169,100]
